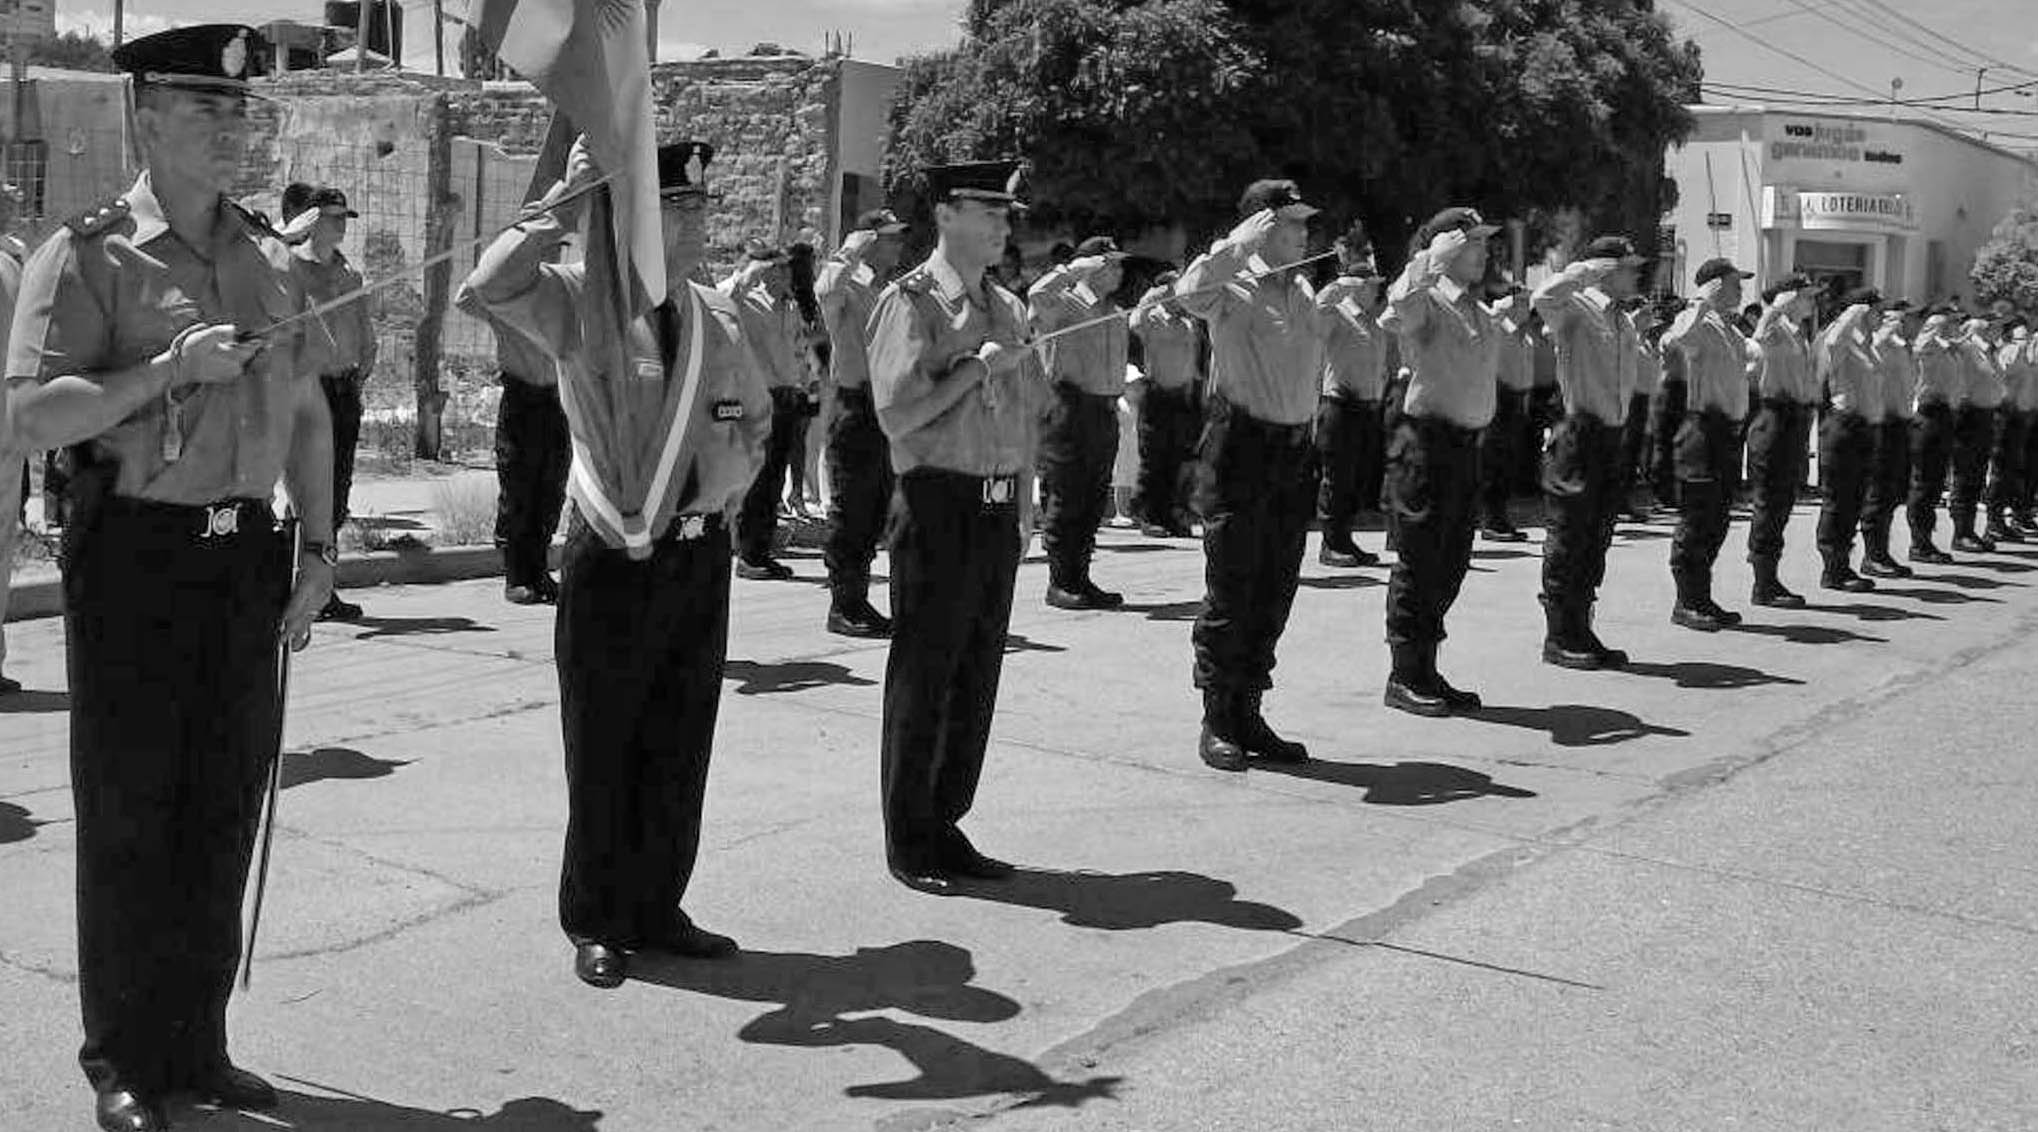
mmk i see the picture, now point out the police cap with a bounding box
[113,24,260,98]
[926,161,1027,210]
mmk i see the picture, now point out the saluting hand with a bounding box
[169,324,261,387]
[840,228,879,260]
[1425,226,1470,267]
[1224,209,1278,257]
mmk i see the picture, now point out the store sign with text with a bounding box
[1769,121,1906,166]
[1762,186,1918,233]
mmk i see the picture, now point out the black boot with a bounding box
[1430,642,1482,710]
[1987,511,2024,543]
[826,577,893,638]
[1951,515,1995,553]
[1539,594,1601,670]
[1819,551,1874,593]
[1198,689,1249,772]
[1578,601,1628,667]
[1237,690,1308,763]
[1749,555,1805,609]
[1384,643,1449,717]
[1671,569,1723,631]
[1859,522,1913,578]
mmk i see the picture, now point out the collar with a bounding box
[1244,253,1274,277]
[1435,275,1468,305]
[925,250,976,304]
[126,171,171,245]
[850,262,875,288]
[1580,287,1611,314]
[1071,280,1100,307]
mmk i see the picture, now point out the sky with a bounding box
[46,0,2038,143]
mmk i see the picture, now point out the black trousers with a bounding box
[555,512,730,947]
[1670,411,1738,590]
[1907,404,1956,544]
[1616,391,1652,512]
[1314,394,1382,539]
[1478,388,1527,527]
[66,496,290,1094]
[1650,378,1689,508]
[1948,404,1995,531]
[1540,414,1623,607]
[2021,411,2038,515]
[1816,412,1875,563]
[881,470,1022,864]
[320,371,364,529]
[1191,395,1312,691]
[1037,385,1119,590]
[1863,417,1913,543]
[494,376,571,589]
[1745,399,1814,562]
[1985,407,2030,518]
[1385,415,1482,646]
[1135,384,1201,527]
[822,385,894,602]
[736,386,809,563]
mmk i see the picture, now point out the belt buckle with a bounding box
[676,514,707,541]
[983,477,1014,506]
[200,503,240,540]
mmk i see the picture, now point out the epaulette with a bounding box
[225,200,281,239]
[64,197,130,237]
[895,267,934,295]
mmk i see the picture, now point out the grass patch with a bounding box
[430,476,498,548]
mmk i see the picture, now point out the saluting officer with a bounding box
[2004,319,2038,536]
[1906,306,1964,563]
[1030,234,1131,609]
[1173,179,1325,770]
[726,238,806,580]
[1127,269,1203,538]
[1859,300,1918,577]
[1479,298,1537,542]
[867,160,1046,890]
[815,207,910,638]
[1744,273,1820,609]
[1984,315,2032,544]
[1312,234,1389,569]
[1812,288,1884,591]
[465,137,772,988]
[1530,235,1647,670]
[7,26,336,1131]
[1947,312,2004,554]
[1659,258,1755,631]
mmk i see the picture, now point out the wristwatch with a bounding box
[302,540,339,567]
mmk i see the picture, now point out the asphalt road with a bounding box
[2,506,2033,1131]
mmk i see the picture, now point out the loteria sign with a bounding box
[1762,186,1918,233]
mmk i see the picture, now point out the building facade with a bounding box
[1663,105,2037,302]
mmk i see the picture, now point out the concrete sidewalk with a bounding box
[1,506,2034,1130]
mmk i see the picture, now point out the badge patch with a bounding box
[713,399,745,422]
[222,32,248,78]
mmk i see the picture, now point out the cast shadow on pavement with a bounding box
[633,940,1121,1107]
[1958,557,2037,573]
[188,1090,600,1130]
[1620,660,1805,689]
[949,868,1303,933]
[0,689,70,713]
[722,658,877,695]
[1913,571,2013,590]
[349,616,499,640]
[278,747,412,791]
[1466,704,1692,746]
[1003,632,1068,654]
[0,799,49,844]
[1870,585,1999,605]
[1097,542,1194,554]
[1298,573,1385,591]
[1116,599,1203,620]
[1797,602,1944,623]
[1724,622,1889,645]
[1470,548,1534,561]
[1253,759,1537,804]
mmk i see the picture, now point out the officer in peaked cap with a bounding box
[1860,298,1919,577]
[1658,258,1754,630]
[9,23,333,1132]
[1744,272,1821,608]
[1812,286,1886,590]
[866,158,1045,892]
[724,234,806,582]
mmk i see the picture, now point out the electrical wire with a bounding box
[1776,0,1969,77]
[1850,0,2038,78]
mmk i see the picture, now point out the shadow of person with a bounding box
[1254,759,1536,804]
[0,689,70,713]
[1870,585,1999,605]
[1466,704,1692,746]
[1724,622,1889,645]
[1914,571,2012,590]
[1096,542,1192,554]
[1957,557,2038,573]
[631,941,1119,1108]
[0,800,47,845]
[351,616,498,640]
[1297,573,1386,591]
[1797,602,1944,623]
[1116,600,1203,621]
[1470,548,1535,561]
[1003,633,1067,654]
[1615,528,1673,541]
[192,1089,602,1130]
[722,659,877,695]
[278,747,413,791]
[950,868,1303,932]
[1620,660,1805,689]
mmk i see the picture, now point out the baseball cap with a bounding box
[852,208,908,236]
[1416,207,1503,246]
[1761,273,1815,303]
[1693,258,1753,287]
[307,186,357,218]
[1841,286,1883,308]
[1073,235,1129,261]
[742,236,788,264]
[1238,179,1320,221]
[1581,235,1646,266]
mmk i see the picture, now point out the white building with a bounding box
[1663,105,2037,302]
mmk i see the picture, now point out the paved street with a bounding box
[3,507,2036,1131]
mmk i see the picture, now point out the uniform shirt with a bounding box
[866,250,1047,476]
[7,171,324,503]
[1959,333,2005,410]
[2005,334,2038,412]
[1316,287,1387,402]
[1634,339,1663,400]
[455,279,560,388]
[1816,309,1881,422]
[1870,325,1915,420]
[815,254,881,390]
[464,193,772,554]
[292,246,377,379]
[1174,244,1324,426]
[1495,324,1537,393]
[1029,265,1129,397]
[1531,272,1636,424]
[1383,256,1499,429]
[1753,312,1817,404]
[1912,332,1963,409]
[729,283,805,390]
[1128,301,1201,391]
[1660,303,1751,420]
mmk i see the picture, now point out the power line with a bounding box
[1704,79,2038,112]
[1849,0,2038,77]
[1824,0,1999,76]
[1777,0,1968,77]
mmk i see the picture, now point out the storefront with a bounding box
[1661,106,2036,302]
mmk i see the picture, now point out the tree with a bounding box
[1971,189,2038,311]
[28,30,115,72]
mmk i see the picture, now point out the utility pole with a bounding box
[384,0,397,70]
[113,0,123,47]
[1975,66,1990,111]
[432,0,444,76]
[356,1,367,73]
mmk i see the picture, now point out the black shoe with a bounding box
[95,1088,167,1132]
[1952,533,1995,554]
[1750,582,1806,609]
[0,674,20,695]
[1541,638,1603,670]
[504,582,547,605]
[1046,582,1123,610]
[1434,674,1482,711]
[1480,525,1527,543]
[641,919,739,960]
[1820,570,1875,593]
[316,594,364,622]
[1238,693,1309,763]
[1671,604,1724,632]
[573,942,628,989]
[1139,522,1174,538]
[1080,580,1125,608]
[186,1062,279,1110]
[1384,678,1450,716]
[1319,542,1380,569]
[826,602,892,639]
[944,838,1016,880]
[736,557,795,581]
[887,855,959,894]
[1199,724,1249,771]
[1987,520,2024,544]
[1859,556,1912,579]
[1910,544,1955,565]
[1699,599,1743,627]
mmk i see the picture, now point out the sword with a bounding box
[239,519,299,991]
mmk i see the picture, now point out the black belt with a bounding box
[905,468,1021,508]
[100,495,277,542]
[1758,397,1814,412]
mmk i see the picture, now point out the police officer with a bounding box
[1530,235,1646,670]
[1312,234,1389,569]
[279,182,376,621]
[1659,259,1755,631]
[1649,297,1691,512]
[1907,306,1963,563]
[727,238,806,580]
[1860,300,1918,578]
[465,136,772,988]
[1380,207,1505,713]
[1813,288,1883,591]
[1479,296,1536,542]
[1128,269,1202,537]
[1617,295,1666,523]
[1985,315,2032,543]
[1171,180,1325,769]
[1030,234,1131,609]
[867,160,1045,889]
[1744,273,1819,608]
[2006,318,2038,536]
[1947,312,2004,554]
[815,208,910,637]
[7,26,336,1131]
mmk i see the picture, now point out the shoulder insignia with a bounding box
[896,267,934,295]
[64,197,130,237]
